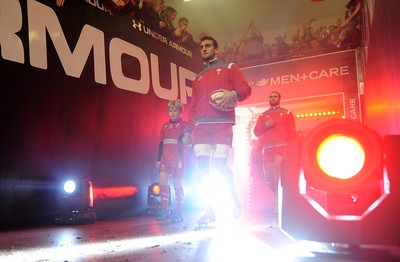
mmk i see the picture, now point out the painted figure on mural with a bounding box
[253,91,296,204]
[182,36,252,225]
[155,100,188,222]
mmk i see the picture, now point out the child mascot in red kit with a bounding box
[156,100,188,222]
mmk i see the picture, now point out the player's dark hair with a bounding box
[200,36,218,49]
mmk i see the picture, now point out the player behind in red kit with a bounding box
[253,91,296,199]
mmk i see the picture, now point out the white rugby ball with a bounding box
[209,90,237,111]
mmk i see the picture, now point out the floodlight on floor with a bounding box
[145,182,171,216]
[54,178,96,224]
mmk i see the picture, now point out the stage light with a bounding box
[54,178,96,224]
[63,180,77,194]
[281,119,400,245]
[145,182,171,215]
[58,179,94,209]
[151,184,160,196]
[147,183,161,207]
[316,134,365,180]
[300,119,383,196]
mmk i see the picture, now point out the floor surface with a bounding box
[1,208,399,262]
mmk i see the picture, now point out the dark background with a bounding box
[0,0,202,226]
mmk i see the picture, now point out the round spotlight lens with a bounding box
[316,134,365,179]
[63,180,77,194]
[152,184,160,195]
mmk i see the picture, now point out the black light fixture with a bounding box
[145,182,171,215]
[54,178,96,224]
[281,119,400,245]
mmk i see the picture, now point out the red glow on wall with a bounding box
[93,186,139,200]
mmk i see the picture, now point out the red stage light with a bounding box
[281,119,400,245]
[301,119,382,194]
[316,134,365,180]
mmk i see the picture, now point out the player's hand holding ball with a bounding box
[209,89,237,111]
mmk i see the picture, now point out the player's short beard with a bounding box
[269,100,280,107]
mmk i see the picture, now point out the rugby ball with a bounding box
[209,90,237,111]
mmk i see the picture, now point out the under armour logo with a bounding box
[132,19,143,31]
[216,68,222,74]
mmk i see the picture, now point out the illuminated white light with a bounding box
[280,240,321,258]
[316,135,365,179]
[197,172,233,218]
[0,228,213,261]
[63,180,76,194]
[0,221,302,262]
[208,226,282,262]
